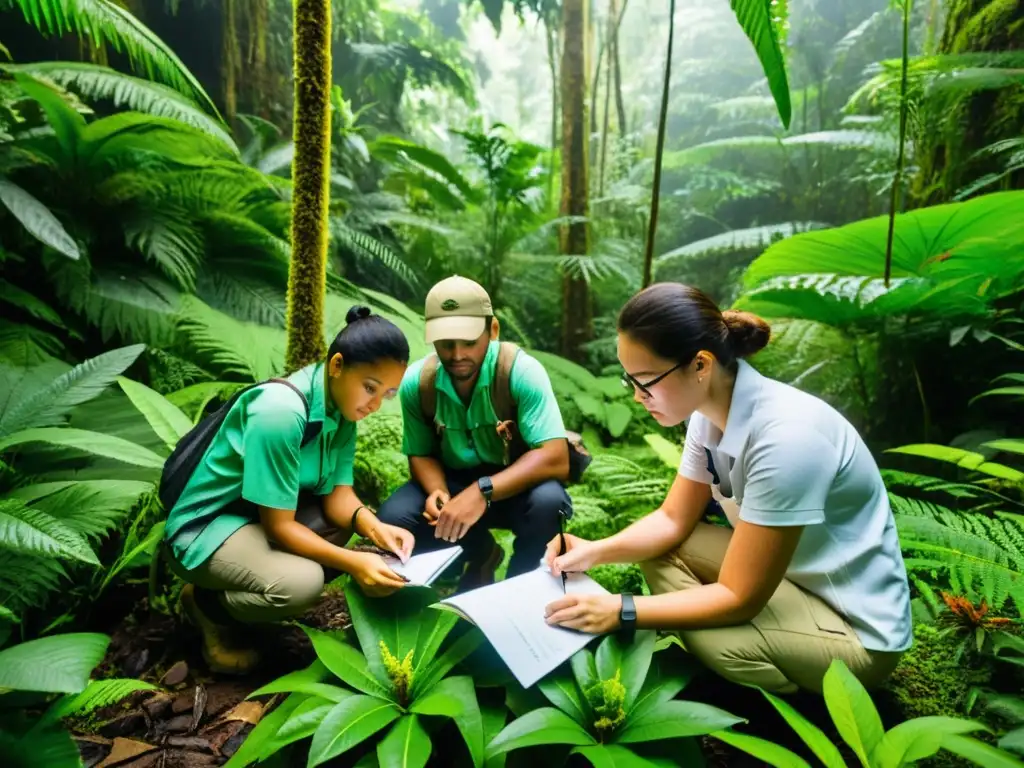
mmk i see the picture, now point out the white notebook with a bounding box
[434,566,610,688]
[383,545,463,586]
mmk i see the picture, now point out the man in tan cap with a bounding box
[376,275,573,590]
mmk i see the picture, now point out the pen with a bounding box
[557,507,567,594]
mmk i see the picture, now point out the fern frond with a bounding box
[0,344,144,439]
[0,548,65,614]
[176,296,284,382]
[656,222,831,266]
[0,498,98,565]
[7,0,218,115]
[40,678,157,724]
[4,62,234,151]
[8,480,152,541]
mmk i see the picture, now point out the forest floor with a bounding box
[66,577,883,768]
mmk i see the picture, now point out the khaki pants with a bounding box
[166,495,346,624]
[641,522,903,694]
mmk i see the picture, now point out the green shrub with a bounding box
[354,411,409,507]
[589,563,648,596]
[566,504,617,541]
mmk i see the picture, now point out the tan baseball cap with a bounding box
[424,275,493,343]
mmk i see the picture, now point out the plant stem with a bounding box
[884,0,912,287]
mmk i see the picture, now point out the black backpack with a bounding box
[158,378,323,512]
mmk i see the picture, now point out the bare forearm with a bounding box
[409,456,448,496]
[635,583,753,630]
[266,520,361,573]
[491,442,569,502]
[591,508,688,565]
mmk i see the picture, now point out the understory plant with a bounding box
[717,659,1024,768]
[225,582,487,768]
[486,630,746,766]
[0,631,155,767]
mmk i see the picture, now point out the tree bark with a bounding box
[285,0,332,372]
[612,0,628,137]
[545,18,560,206]
[221,0,239,124]
[559,0,592,362]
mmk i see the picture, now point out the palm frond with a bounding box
[5,0,219,116]
[656,221,831,267]
[4,62,235,152]
[175,296,285,382]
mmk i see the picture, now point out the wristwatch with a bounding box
[619,593,636,643]
[477,476,493,507]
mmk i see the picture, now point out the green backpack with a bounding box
[417,341,592,483]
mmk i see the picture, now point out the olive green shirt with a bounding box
[399,341,565,468]
[164,362,356,570]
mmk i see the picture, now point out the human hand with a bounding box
[434,485,487,543]
[544,533,602,576]
[423,489,451,524]
[351,551,408,597]
[361,520,415,563]
[545,593,622,634]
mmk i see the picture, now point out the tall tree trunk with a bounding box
[285,0,332,372]
[612,0,628,137]
[249,0,270,119]
[641,0,675,289]
[222,0,239,124]
[559,0,592,362]
[545,19,560,206]
[598,3,613,196]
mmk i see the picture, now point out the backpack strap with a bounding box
[491,342,529,465]
[417,355,445,447]
[268,378,322,447]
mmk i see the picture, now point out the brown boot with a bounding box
[179,584,261,675]
[456,540,505,593]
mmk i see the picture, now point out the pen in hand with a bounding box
[557,508,567,594]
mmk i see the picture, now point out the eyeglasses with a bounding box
[620,361,685,399]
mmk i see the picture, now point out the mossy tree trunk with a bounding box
[285,0,332,372]
[913,0,1024,205]
[559,0,593,362]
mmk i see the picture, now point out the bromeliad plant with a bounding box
[486,630,746,766]
[714,659,1024,768]
[225,581,487,768]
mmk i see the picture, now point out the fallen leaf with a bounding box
[218,700,263,726]
[97,737,157,768]
[161,661,189,687]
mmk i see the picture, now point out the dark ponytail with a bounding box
[328,305,410,366]
[617,283,770,371]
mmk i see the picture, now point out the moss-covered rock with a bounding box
[354,411,409,506]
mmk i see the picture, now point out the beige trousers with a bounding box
[166,496,346,624]
[641,522,904,694]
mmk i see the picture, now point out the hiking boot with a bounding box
[179,584,261,675]
[456,540,505,593]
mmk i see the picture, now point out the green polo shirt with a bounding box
[399,341,565,469]
[164,362,356,570]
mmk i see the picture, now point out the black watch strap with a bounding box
[477,476,493,505]
[619,593,636,643]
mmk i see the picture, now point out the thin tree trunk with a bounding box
[612,0,628,136]
[546,19,560,206]
[641,0,675,289]
[599,0,615,195]
[560,0,592,361]
[285,0,332,371]
[250,0,270,119]
[222,0,239,123]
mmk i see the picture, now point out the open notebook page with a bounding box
[435,566,610,688]
[383,545,462,586]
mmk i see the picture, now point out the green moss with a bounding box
[353,411,409,506]
[566,505,617,541]
[589,563,647,596]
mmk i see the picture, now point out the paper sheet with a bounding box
[384,545,462,586]
[437,567,610,688]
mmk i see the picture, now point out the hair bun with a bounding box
[345,305,373,325]
[722,309,771,358]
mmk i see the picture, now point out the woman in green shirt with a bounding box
[164,306,415,674]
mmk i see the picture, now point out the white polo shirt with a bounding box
[679,360,912,653]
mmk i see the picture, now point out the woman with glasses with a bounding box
[543,283,912,695]
[163,306,416,674]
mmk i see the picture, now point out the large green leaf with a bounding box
[614,700,744,744]
[761,690,846,768]
[728,0,792,128]
[0,632,109,693]
[941,734,1024,768]
[7,480,154,542]
[571,744,663,767]
[873,717,988,768]
[822,660,884,768]
[410,675,484,768]
[376,714,431,768]
[117,376,192,451]
[595,630,657,712]
[222,692,310,768]
[710,730,812,768]
[267,696,339,754]
[736,192,1024,324]
[410,626,485,699]
[538,670,588,726]
[0,499,99,565]
[302,627,392,700]
[307,695,401,767]
[0,344,145,438]
[0,179,80,261]
[0,724,82,768]
[626,660,694,724]
[485,707,596,760]
[248,659,342,700]
[886,444,1024,483]
[0,427,165,468]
